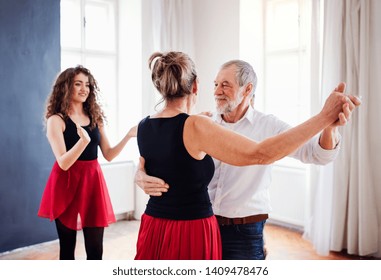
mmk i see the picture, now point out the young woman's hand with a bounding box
[127,125,138,138]
[76,123,91,144]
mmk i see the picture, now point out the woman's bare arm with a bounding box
[46,115,90,171]
[99,125,137,162]
[185,89,353,166]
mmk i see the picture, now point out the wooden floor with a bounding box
[0,219,375,260]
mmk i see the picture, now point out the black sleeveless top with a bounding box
[63,117,100,160]
[137,113,215,220]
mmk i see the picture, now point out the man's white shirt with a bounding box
[208,106,340,218]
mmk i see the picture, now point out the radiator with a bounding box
[268,165,307,229]
[101,161,136,219]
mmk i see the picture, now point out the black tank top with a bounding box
[63,117,100,160]
[137,113,215,220]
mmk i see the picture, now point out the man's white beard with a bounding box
[216,89,244,114]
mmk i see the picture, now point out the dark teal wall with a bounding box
[0,0,61,253]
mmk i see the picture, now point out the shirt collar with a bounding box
[214,105,256,126]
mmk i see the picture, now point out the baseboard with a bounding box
[267,218,304,233]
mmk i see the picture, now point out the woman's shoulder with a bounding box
[185,114,216,134]
[46,114,66,130]
[47,113,65,122]
[47,114,65,121]
[187,114,215,125]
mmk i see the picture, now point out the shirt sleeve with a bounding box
[270,115,342,165]
[289,133,342,165]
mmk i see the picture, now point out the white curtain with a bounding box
[305,0,381,258]
[142,0,195,115]
[152,0,194,56]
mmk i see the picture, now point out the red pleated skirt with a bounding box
[38,160,116,230]
[135,213,222,260]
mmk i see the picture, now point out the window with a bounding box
[61,0,118,139]
[264,0,311,126]
[241,0,312,168]
[264,0,311,168]
[60,0,142,162]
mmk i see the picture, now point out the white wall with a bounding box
[192,0,240,113]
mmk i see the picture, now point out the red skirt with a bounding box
[135,213,222,260]
[38,160,116,230]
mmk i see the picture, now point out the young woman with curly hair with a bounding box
[38,65,136,260]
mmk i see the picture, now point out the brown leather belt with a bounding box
[215,214,268,226]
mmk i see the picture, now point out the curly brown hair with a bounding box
[44,65,106,129]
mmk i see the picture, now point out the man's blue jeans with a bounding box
[219,220,266,260]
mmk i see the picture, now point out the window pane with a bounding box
[266,0,299,51]
[61,52,82,71]
[85,0,116,52]
[61,0,82,49]
[265,54,300,126]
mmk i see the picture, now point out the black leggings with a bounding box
[55,219,104,260]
